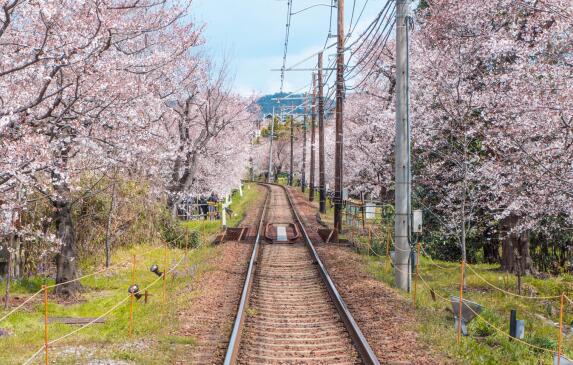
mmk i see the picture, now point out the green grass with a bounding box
[363,254,573,364]
[0,244,217,364]
[0,183,264,364]
[290,186,572,364]
[181,183,261,237]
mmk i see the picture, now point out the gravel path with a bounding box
[287,187,449,365]
[172,185,267,365]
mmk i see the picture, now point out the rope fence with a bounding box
[342,215,571,362]
[21,247,189,365]
[0,232,187,325]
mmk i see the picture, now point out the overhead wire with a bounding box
[345,5,395,77]
[280,0,294,93]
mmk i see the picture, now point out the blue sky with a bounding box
[191,0,386,96]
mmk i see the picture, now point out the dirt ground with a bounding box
[288,187,449,365]
[172,185,267,365]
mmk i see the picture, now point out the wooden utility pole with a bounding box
[267,107,275,183]
[289,102,294,186]
[318,52,326,214]
[302,95,308,193]
[395,0,411,291]
[333,0,345,233]
[309,73,317,202]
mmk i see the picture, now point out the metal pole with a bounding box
[334,0,345,234]
[394,0,411,290]
[309,73,317,201]
[268,107,275,183]
[290,102,294,186]
[318,52,326,214]
[302,96,308,193]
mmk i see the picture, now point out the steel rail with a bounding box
[223,184,270,365]
[223,183,380,365]
[279,183,380,365]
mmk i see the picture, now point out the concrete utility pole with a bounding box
[309,73,317,202]
[395,0,412,291]
[333,0,345,233]
[289,102,294,186]
[318,52,326,214]
[302,95,308,193]
[267,106,275,183]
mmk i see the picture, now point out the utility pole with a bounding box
[289,102,294,186]
[318,52,326,214]
[302,95,308,193]
[333,0,345,234]
[395,0,411,291]
[309,73,317,202]
[267,106,275,183]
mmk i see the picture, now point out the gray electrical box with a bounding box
[413,210,423,233]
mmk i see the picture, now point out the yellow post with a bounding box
[128,254,136,337]
[457,260,465,343]
[558,292,564,365]
[413,242,420,307]
[43,285,48,365]
[163,241,167,308]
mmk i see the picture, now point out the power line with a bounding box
[344,2,394,77]
[280,0,294,93]
[345,1,394,75]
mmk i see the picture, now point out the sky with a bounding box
[191,0,386,96]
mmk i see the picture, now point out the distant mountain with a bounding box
[257,93,304,116]
[256,92,332,117]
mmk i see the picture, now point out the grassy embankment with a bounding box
[292,186,572,364]
[0,183,260,364]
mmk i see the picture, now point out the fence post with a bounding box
[129,254,136,337]
[385,223,391,272]
[202,218,206,244]
[368,227,372,252]
[558,292,564,365]
[43,285,48,365]
[413,242,420,307]
[185,227,190,271]
[457,260,465,343]
[163,241,167,311]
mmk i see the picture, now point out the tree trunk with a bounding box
[500,215,533,275]
[54,200,81,297]
[483,225,500,264]
[483,239,500,264]
[104,176,117,268]
[3,234,13,310]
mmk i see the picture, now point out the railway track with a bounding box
[223,183,379,365]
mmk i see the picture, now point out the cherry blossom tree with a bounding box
[344,0,573,271]
[0,0,202,295]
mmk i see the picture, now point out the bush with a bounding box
[469,309,496,337]
[525,335,557,353]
